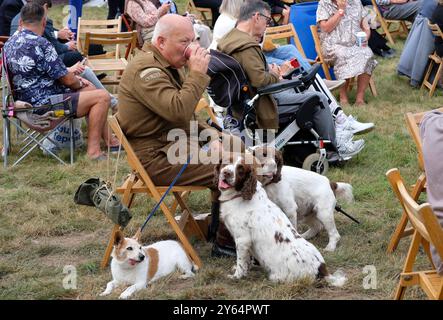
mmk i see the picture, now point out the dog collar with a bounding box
[219,194,243,203]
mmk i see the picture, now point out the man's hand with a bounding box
[67,62,85,75]
[66,41,77,51]
[158,2,171,16]
[269,63,280,76]
[187,45,210,74]
[337,0,347,10]
[58,27,74,41]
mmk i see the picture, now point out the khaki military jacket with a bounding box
[117,43,211,157]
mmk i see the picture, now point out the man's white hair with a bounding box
[151,14,191,44]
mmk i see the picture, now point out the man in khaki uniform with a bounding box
[117,14,236,257]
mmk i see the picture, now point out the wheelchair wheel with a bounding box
[302,153,329,175]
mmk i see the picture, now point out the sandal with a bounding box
[89,153,107,161]
[108,145,124,153]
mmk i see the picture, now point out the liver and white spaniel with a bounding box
[215,154,346,286]
[251,146,354,252]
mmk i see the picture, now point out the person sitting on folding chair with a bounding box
[218,0,365,160]
[117,14,243,257]
[420,110,443,275]
[3,3,118,160]
[375,0,423,23]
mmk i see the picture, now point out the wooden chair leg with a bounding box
[101,224,121,269]
[173,191,206,241]
[430,62,443,97]
[369,77,377,97]
[387,212,410,253]
[420,238,436,269]
[383,22,395,45]
[387,173,426,253]
[422,60,435,91]
[394,231,421,299]
[122,174,137,208]
[400,21,409,36]
[170,191,190,214]
[159,200,203,267]
[394,281,408,300]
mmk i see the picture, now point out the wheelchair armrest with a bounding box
[257,79,303,96]
[300,63,321,85]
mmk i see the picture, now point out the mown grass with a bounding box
[1,2,443,300]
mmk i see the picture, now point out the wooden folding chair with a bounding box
[101,115,208,269]
[76,17,122,57]
[310,25,377,97]
[83,31,137,86]
[386,168,443,300]
[371,0,409,45]
[186,0,212,27]
[264,24,307,60]
[0,36,8,52]
[421,22,443,98]
[194,96,218,125]
[387,108,443,253]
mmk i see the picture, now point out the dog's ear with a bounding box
[132,229,141,242]
[213,163,221,189]
[235,163,257,200]
[114,230,124,246]
[272,148,283,183]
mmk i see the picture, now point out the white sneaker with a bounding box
[339,115,375,135]
[336,126,354,148]
[323,79,346,91]
[338,139,365,159]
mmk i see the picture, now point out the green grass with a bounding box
[1,4,443,300]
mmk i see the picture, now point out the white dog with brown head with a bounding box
[215,153,346,286]
[100,231,197,299]
[251,146,354,252]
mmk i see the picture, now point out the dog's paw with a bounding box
[227,272,243,280]
[119,292,132,300]
[99,290,111,296]
[324,245,336,252]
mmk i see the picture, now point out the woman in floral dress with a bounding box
[317,0,377,105]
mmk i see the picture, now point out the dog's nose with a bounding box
[222,170,232,179]
[139,254,145,261]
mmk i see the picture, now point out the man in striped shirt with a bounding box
[375,0,423,22]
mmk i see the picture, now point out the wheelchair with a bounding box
[207,50,332,175]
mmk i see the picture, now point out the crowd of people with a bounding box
[0,0,442,264]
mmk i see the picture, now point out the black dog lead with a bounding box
[335,204,360,224]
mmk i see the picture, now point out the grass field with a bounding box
[1,2,443,300]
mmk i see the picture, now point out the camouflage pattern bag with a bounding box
[74,178,132,227]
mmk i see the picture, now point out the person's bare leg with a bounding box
[356,73,371,105]
[339,79,351,105]
[75,89,110,159]
[282,8,290,25]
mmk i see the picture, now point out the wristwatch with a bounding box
[338,9,345,16]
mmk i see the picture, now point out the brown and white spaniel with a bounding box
[251,146,354,252]
[214,154,346,285]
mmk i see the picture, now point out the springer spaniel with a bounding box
[251,146,354,252]
[215,154,346,286]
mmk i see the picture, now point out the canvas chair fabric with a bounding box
[1,47,75,167]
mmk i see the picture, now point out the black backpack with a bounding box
[207,49,251,109]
